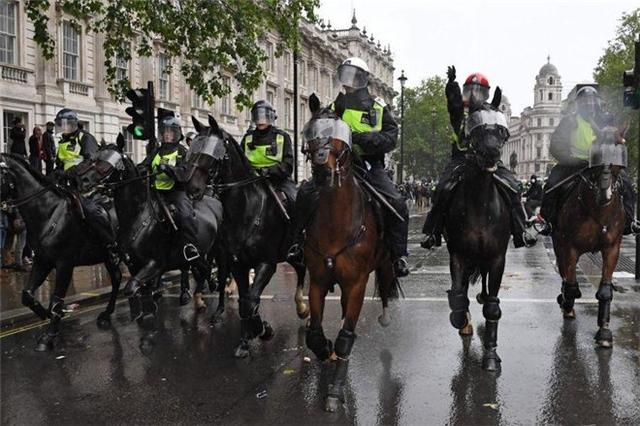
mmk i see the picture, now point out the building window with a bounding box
[548,92,553,101]
[191,90,202,109]
[0,2,17,64]
[221,76,231,115]
[537,118,542,127]
[549,77,554,85]
[63,21,80,81]
[539,90,543,101]
[536,147,541,159]
[266,41,275,73]
[121,125,135,158]
[284,52,291,80]
[536,133,542,142]
[549,117,554,126]
[284,96,291,129]
[535,163,540,172]
[300,100,307,128]
[300,60,306,86]
[312,67,319,92]
[158,54,170,100]
[116,54,129,82]
[266,86,275,107]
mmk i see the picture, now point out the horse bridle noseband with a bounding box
[306,139,351,187]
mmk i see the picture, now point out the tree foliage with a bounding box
[394,76,452,181]
[25,0,318,106]
[594,8,640,174]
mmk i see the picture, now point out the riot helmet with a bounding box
[159,116,183,144]
[54,108,79,135]
[337,57,370,90]
[462,73,490,109]
[576,86,601,120]
[250,100,277,127]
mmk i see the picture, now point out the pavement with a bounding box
[1,212,639,424]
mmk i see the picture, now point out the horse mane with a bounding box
[1,153,62,193]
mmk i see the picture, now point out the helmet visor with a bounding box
[96,150,124,170]
[160,127,180,144]
[54,118,78,135]
[462,84,490,107]
[577,95,600,117]
[337,64,369,89]
[590,143,627,168]
[251,107,276,126]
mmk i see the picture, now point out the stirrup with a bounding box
[183,244,200,262]
[286,243,304,262]
[393,257,410,277]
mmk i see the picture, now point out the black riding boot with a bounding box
[287,182,318,262]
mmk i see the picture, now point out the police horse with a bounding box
[187,114,309,359]
[551,124,628,348]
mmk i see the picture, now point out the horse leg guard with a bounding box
[306,327,333,361]
[558,281,581,314]
[482,320,502,371]
[595,283,614,347]
[239,297,264,340]
[124,278,142,297]
[21,290,49,320]
[447,290,470,329]
[325,329,356,411]
[48,295,66,320]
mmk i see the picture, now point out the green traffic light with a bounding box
[133,126,144,138]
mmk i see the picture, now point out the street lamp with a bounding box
[430,106,436,179]
[398,70,407,183]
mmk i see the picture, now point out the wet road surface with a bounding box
[1,214,639,425]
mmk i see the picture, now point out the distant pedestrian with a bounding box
[42,122,57,175]
[28,126,44,172]
[9,117,27,157]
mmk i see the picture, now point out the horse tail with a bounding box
[469,268,483,286]
[374,265,405,301]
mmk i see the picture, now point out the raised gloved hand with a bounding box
[447,65,456,84]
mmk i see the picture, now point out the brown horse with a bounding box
[552,124,628,348]
[302,94,399,411]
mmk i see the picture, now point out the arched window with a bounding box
[548,92,553,101]
[539,90,543,101]
[548,77,554,85]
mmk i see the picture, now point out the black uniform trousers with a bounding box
[157,190,199,248]
[80,193,116,246]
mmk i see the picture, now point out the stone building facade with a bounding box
[501,57,564,179]
[0,2,395,181]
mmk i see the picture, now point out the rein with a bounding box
[212,175,265,192]
[1,185,53,211]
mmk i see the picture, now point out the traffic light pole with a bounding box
[146,80,157,155]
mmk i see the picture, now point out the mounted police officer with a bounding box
[54,108,123,263]
[241,100,296,208]
[421,66,536,249]
[524,174,543,218]
[143,115,201,262]
[288,57,410,277]
[540,86,639,234]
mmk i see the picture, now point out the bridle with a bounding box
[0,159,55,211]
[305,138,352,188]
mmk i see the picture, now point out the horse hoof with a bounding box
[378,313,391,328]
[459,322,474,336]
[476,292,486,305]
[179,290,192,306]
[482,356,502,371]
[563,309,576,320]
[595,329,613,348]
[297,304,310,320]
[259,322,274,341]
[96,313,111,329]
[324,396,341,412]
[233,343,250,358]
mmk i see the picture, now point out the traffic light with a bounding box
[125,83,155,140]
[622,40,640,110]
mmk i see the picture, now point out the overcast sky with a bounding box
[317,0,638,116]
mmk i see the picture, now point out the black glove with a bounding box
[447,65,456,84]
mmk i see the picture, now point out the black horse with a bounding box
[443,108,512,371]
[188,115,309,358]
[0,153,122,351]
[77,137,223,336]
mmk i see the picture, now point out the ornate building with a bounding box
[0,2,395,181]
[501,57,563,179]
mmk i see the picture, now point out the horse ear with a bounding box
[208,114,222,135]
[309,93,321,114]
[116,133,126,152]
[491,86,502,109]
[192,116,205,133]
